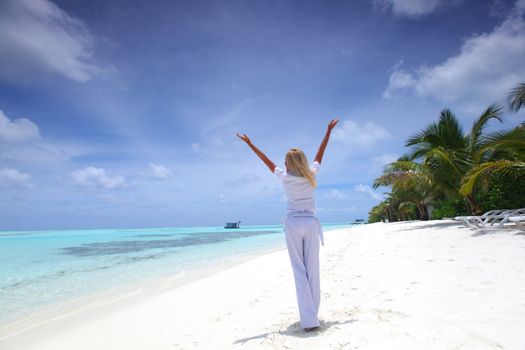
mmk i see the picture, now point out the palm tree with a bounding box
[460,125,525,195]
[405,105,502,215]
[369,198,397,222]
[373,156,433,220]
[508,81,525,112]
[398,201,417,221]
[369,81,525,220]
[368,201,388,223]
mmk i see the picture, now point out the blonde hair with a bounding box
[285,148,316,187]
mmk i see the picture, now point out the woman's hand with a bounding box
[314,118,339,164]
[236,133,252,145]
[327,118,339,132]
[236,133,276,172]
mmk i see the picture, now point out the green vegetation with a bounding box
[369,81,525,223]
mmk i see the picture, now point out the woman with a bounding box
[236,118,339,332]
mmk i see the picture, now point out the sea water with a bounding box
[0,223,354,328]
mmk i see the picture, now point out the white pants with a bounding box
[284,215,322,328]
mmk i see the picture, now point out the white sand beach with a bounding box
[1,220,525,350]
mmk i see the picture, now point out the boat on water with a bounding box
[224,221,241,229]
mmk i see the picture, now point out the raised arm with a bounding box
[236,133,277,173]
[314,118,339,164]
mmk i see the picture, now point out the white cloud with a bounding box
[0,168,33,188]
[72,167,126,189]
[324,188,347,200]
[148,163,172,180]
[0,0,100,83]
[0,110,96,170]
[383,69,416,98]
[332,119,390,149]
[0,110,40,142]
[384,3,525,112]
[375,0,441,17]
[354,184,384,201]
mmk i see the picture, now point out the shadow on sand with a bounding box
[233,318,356,345]
[392,220,461,232]
[470,227,525,237]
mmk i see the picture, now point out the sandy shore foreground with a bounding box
[2,220,525,350]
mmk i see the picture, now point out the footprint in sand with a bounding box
[372,308,409,322]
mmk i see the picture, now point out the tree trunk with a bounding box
[386,206,393,222]
[465,193,483,215]
[416,202,428,220]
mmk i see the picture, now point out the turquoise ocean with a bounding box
[0,223,355,328]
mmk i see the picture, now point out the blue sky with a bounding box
[1,0,524,230]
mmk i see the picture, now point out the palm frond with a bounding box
[438,109,465,149]
[385,159,421,172]
[423,147,464,178]
[508,82,525,112]
[483,126,525,160]
[460,160,525,195]
[468,104,503,155]
[406,130,429,148]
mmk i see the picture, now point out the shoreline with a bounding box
[0,244,286,340]
[0,223,355,335]
[2,221,524,349]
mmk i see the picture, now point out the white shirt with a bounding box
[274,161,320,213]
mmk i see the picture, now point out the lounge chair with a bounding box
[509,215,525,231]
[498,209,525,227]
[455,209,507,229]
[455,208,525,229]
[482,208,525,228]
